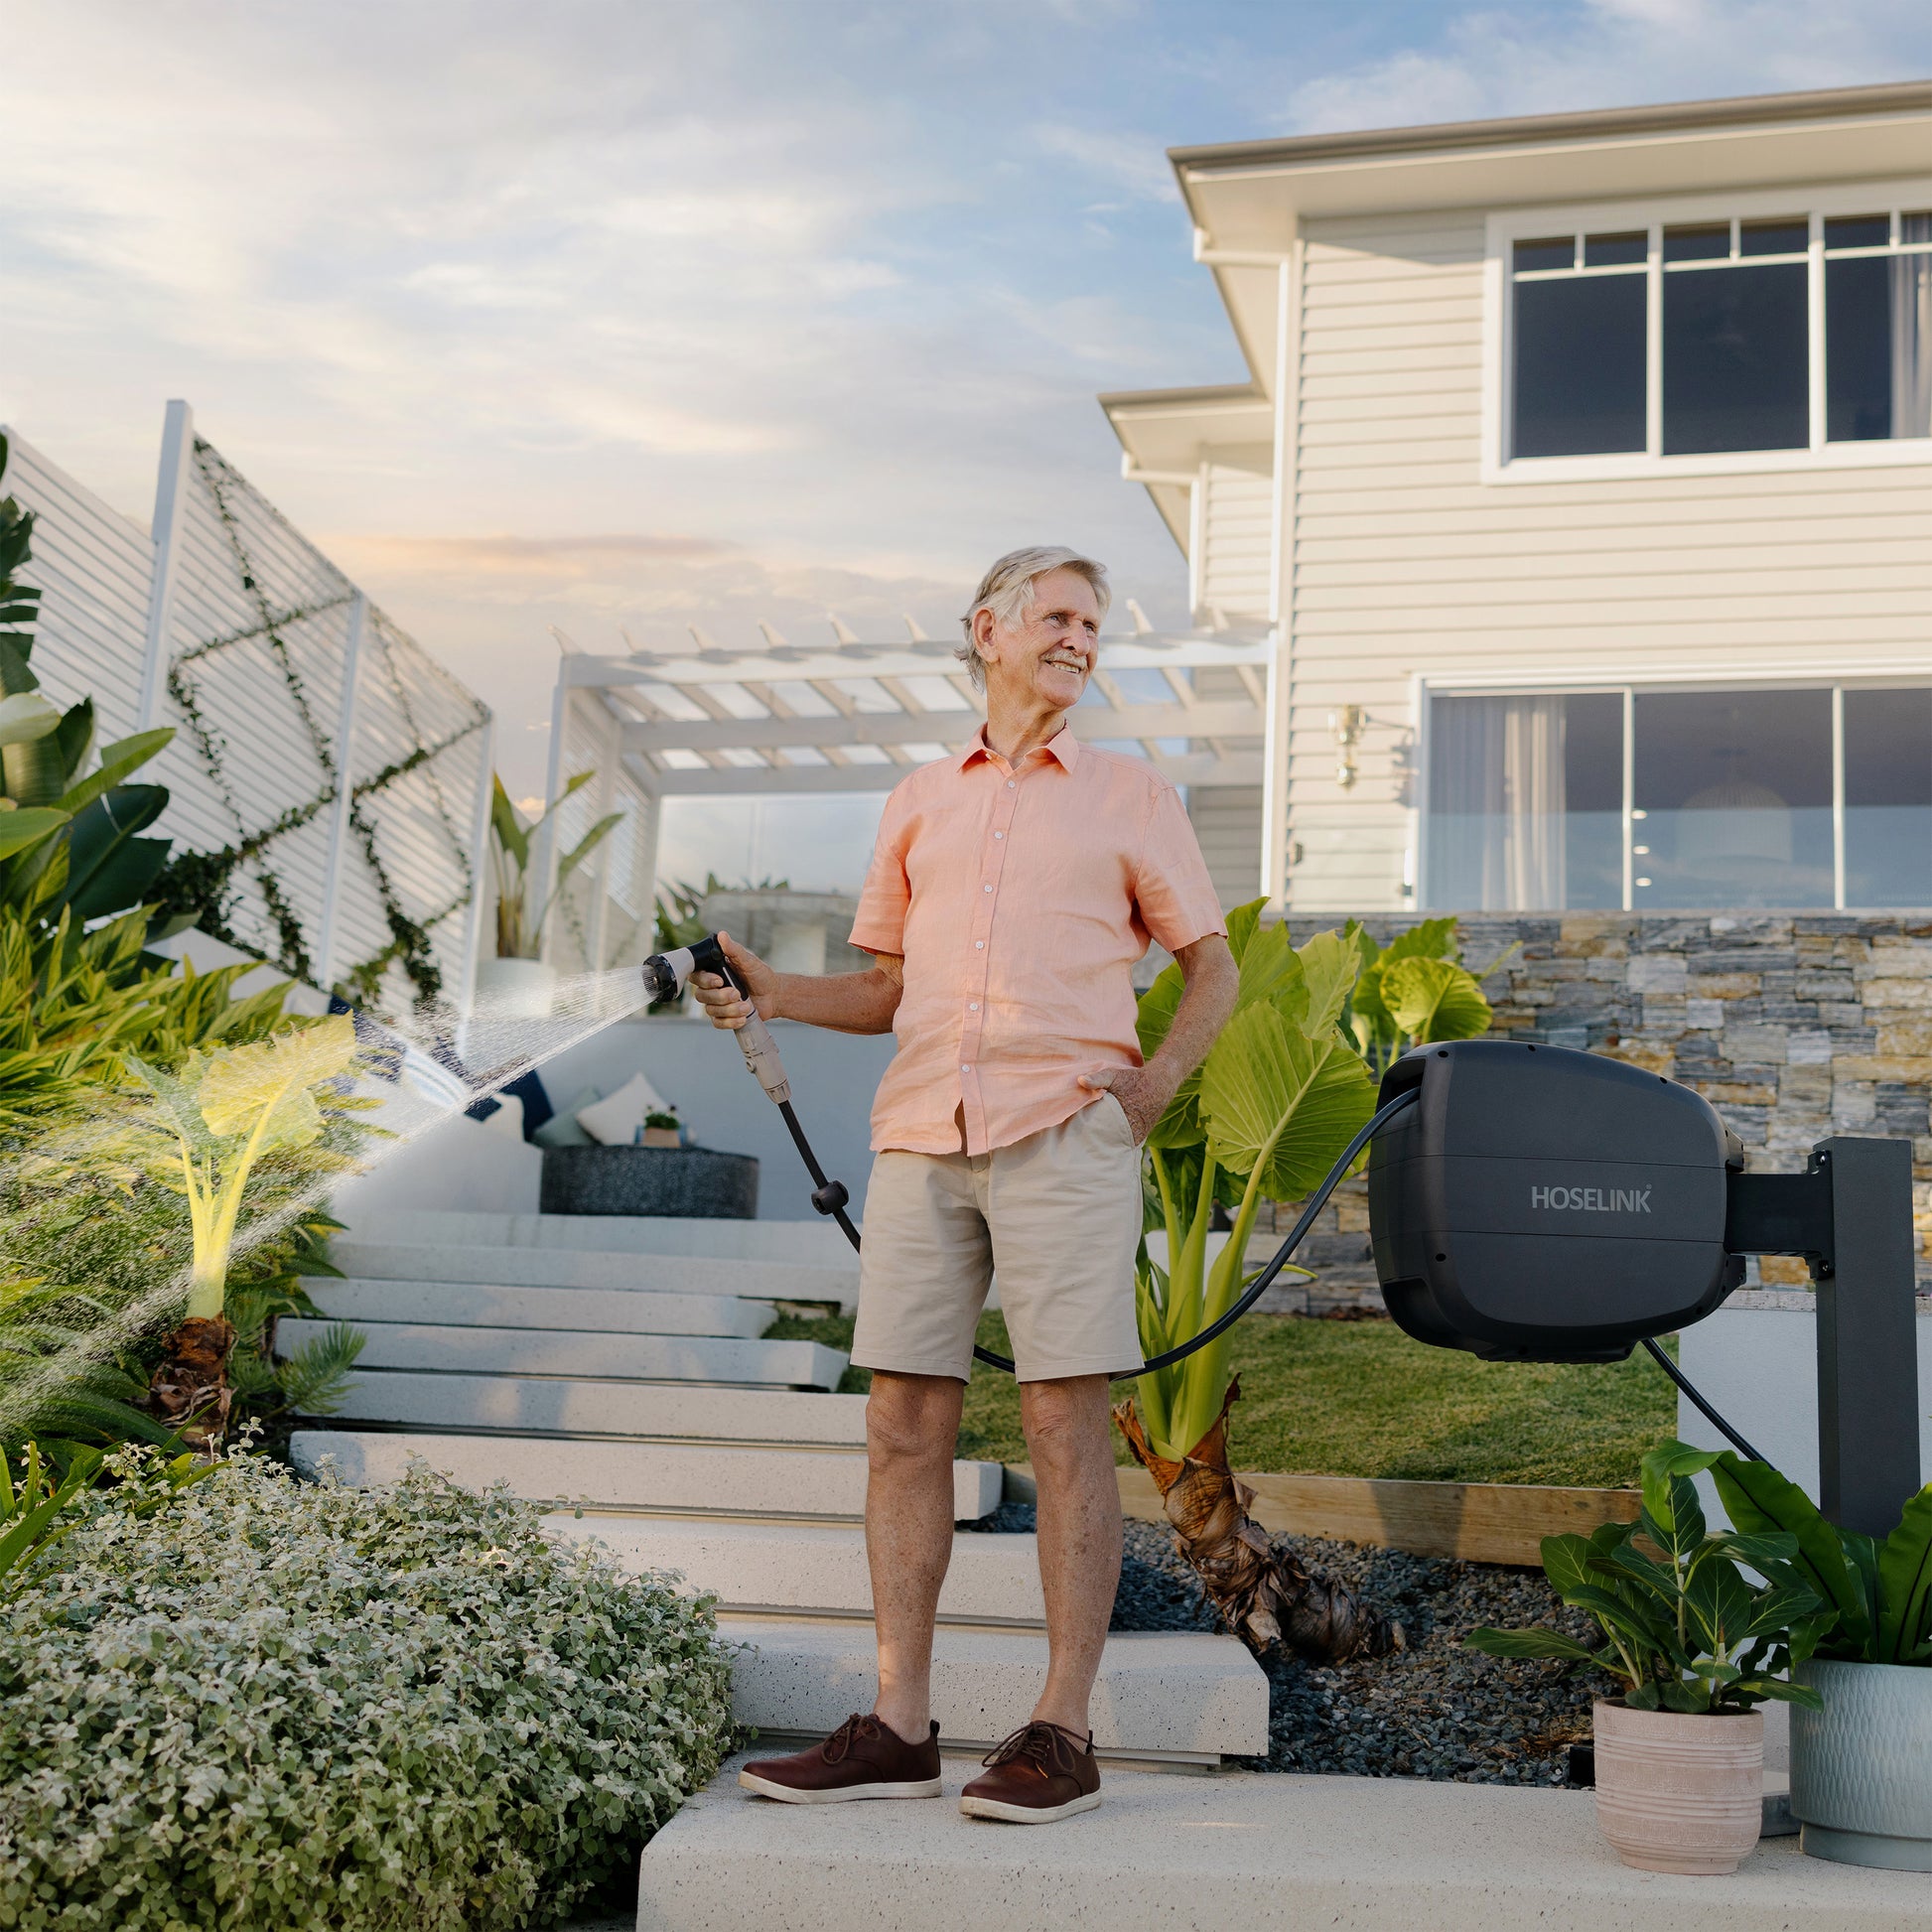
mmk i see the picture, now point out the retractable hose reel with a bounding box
[643,942,1922,1534]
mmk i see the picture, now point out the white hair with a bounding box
[956,546,1111,689]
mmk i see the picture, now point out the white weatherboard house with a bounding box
[1103,81,1932,919]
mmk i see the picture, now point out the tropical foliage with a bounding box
[0,1452,734,1932]
[1710,1449,1932,1668]
[1343,915,1502,1078]
[0,434,179,938]
[489,771,621,959]
[1114,901,1399,1660]
[1466,1440,1828,1713]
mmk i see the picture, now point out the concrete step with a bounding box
[546,1516,1046,1625]
[720,1622,1266,1764]
[321,1371,870,1445]
[308,1278,774,1338]
[282,1320,847,1391]
[345,1209,857,1267]
[330,1239,856,1308]
[290,1431,1001,1522]
[637,1756,1930,1932]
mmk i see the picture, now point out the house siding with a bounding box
[1196,453,1274,621]
[1272,205,1932,916]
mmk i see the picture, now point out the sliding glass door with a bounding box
[1424,682,1932,911]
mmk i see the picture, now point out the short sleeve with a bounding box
[1133,779,1227,954]
[848,783,912,956]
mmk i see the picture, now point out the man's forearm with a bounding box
[769,966,901,1035]
[1143,942,1238,1105]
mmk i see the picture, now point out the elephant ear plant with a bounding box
[127,1016,366,1449]
[1113,901,1401,1662]
[1343,916,1506,1079]
[1466,1441,1828,1711]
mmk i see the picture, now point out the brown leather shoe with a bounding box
[738,1713,942,1804]
[958,1721,1101,1823]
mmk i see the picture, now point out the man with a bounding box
[692,546,1237,1824]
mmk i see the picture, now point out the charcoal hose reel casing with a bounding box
[1368,1040,1744,1363]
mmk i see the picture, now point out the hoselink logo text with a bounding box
[1530,1184,1652,1213]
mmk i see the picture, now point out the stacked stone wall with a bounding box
[1262,912,1932,1309]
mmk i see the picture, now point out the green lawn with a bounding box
[764,1310,1676,1489]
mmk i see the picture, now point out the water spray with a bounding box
[644,938,1924,1532]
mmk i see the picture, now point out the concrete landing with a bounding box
[721,1623,1267,1763]
[324,1373,870,1444]
[548,1515,1046,1624]
[309,1279,775,1338]
[636,1755,1932,1932]
[292,1431,1000,1522]
[284,1319,847,1390]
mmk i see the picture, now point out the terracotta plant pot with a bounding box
[1791,1659,1932,1870]
[1591,1699,1763,1875]
[475,956,557,1019]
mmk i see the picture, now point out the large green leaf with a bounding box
[1683,1552,1755,1656]
[1199,1002,1376,1200]
[555,811,622,890]
[59,784,171,921]
[1712,1452,1869,1655]
[1224,895,1267,962]
[0,806,69,861]
[1463,1626,1601,1665]
[1296,928,1363,1036]
[489,774,529,870]
[56,726,172,816]
[1382,954,1491,1043]
[1233,918,1305,1021]
[1539,1531,1601,1599]
[1875,1484,1932,1666]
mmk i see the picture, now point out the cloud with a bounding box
[1035,127,1180,204]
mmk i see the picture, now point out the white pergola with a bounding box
[540,619,1273,969]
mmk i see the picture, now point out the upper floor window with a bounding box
[1496,199,1932,475]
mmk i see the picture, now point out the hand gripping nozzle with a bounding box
[639,933,791,1106]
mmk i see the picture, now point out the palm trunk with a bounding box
[1114,1376,1403,1663]
[146,1315,236,1453]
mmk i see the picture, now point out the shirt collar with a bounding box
[954,723,1080,773]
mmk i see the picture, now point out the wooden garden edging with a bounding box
[1006,1465,1641,1567]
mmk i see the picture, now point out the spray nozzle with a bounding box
[640,933,734,1006]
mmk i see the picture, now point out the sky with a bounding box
[6,0,1932,875]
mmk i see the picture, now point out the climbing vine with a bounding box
[149,440,487,1006]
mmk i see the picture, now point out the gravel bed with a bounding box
[966,1502,1598,1785]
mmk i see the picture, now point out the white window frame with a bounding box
[1481,179,1932,484]
[1416,666,1932,912]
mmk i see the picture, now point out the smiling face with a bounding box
[973,565,1102,717]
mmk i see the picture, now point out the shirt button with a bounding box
[1006,780,1015,790]
[983,884,993,893]
[961,1064,971,1073]
[969,1002,979,1011]
[994,831,1004,839]
[975,940,985,948]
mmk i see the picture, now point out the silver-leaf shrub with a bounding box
[0,1451,733,1930]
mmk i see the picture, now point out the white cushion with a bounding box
[475,1094,524,1141]
[575,1070,670,1146]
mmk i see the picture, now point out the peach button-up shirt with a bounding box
[848,724,1226,1157]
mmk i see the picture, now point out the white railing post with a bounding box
[458,713,496,1009]
[138,399,195,732]
[533,665,568,964]
[313,593,367,990]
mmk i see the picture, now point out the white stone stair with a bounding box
[548,1515,1049,1625]
[310,1279,775,1338]
[345,1207,858,1266]
[290,1430,1000,1522]
[286,1317,846,1390]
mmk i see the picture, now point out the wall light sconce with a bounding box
[1329,705,1366,789]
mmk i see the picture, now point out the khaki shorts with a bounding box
[851,1095,1144,1384]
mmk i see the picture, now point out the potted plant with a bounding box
[639,1108,682,1150]
[1467,1440,1825,1875]
[1708,1450,1932,1870]
[483,773,620,1016]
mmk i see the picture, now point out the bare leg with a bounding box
[1022,1374,1121,1734]
[865,1370,965,1742]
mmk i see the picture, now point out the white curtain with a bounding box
[1892,228,1932,440]
[1430,695,1567,909]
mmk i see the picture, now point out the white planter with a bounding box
[475,956,557,1019]
[1591,1699,1763,1875]
[1792,1659,1932,1870]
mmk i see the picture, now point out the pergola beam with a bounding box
[631,749,1265,795]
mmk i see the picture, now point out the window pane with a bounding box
[1905,213,1932,246]
[1664,222,1729,263]
[1513,275,1646,457]
[1662,262,1808,453]
[1844,687,1932,906]
[1827,252,1932,441]
[1826,213,1889,250]
[1740,216,1808,257]
[1585,231,1646,268]
[1632,690,1833,907]
[1514,236,1574,272]
[1428,694,1623,910]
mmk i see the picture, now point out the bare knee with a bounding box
[1021,1376,1107,1472]
[866,1373,960,1475]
